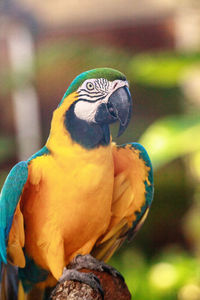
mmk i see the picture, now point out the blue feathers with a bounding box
[0,228,7,264]
[27,146,50,162]
[19,255,49,292]
[131,142,154,206]
[0,161,28,269]
[0,148,49,272]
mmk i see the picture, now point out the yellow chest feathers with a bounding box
[22,144,114,275]
[25,144,114,226]
[28,143,114,189]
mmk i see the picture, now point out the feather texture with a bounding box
[92,142,153,261]
[0,162,28,266]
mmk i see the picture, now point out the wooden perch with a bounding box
[50,268,131,300]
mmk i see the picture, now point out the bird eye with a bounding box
[86,82,94,90]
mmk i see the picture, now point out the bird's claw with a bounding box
[100,263,124,282]
[68,254,124,281]
[59,268,104,298]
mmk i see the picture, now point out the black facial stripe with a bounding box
[78,95,106,103]
[79,88,102,95]
[95,80,104,91]
[94,78,109,92]
[79,93,105,99]
[99,80,103,88]
[80,78,110,96]
[79,90,104,96]
[105,79,109,89]
[94,81,100,90]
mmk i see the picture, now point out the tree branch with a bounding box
[50,268,131,300]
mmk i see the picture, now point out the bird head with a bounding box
[50,68,132,149]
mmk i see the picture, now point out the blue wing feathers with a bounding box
[0,229,6,264]
[0,148,49,285]
[0,149,50,290]
[0,161,28,266]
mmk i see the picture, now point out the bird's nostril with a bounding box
[113,82,118,89]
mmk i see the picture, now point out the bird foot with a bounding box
[68,254,124,281]
[59,268,104,298]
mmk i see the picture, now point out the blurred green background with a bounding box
[0,0,200,299]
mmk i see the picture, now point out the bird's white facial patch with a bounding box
[74,101,100,122]
[74,79,129,122]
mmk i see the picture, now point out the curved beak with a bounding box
[108,86,132,136]
[95,86,132,137]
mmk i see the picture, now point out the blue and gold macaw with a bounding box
[0,68,153,299]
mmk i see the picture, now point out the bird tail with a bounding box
[0,264,19,300]
[0,264,49,300]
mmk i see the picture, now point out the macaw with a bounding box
[0,68,153,299]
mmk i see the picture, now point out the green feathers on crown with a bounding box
[59,68,126,105]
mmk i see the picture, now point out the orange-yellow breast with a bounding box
[20,144,114,280]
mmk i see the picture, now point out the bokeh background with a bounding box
[0,0,200,299]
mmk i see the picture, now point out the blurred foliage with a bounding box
[0,136,16,191]
[183,186,200,258]
[0,136,15,164]
[130,52,200,87]
[111,248,200,300]
[140,113,200,169]
[36,41,131,73]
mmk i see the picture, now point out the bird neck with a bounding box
[64,103,110,149]
[46,92,111,156]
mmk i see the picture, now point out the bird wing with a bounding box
[92,142,153,262]
[0,161,28,270]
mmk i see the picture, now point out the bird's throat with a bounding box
[65,104,111,149]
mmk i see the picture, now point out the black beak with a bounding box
[95,86,132,137]
[108,86,132,136]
